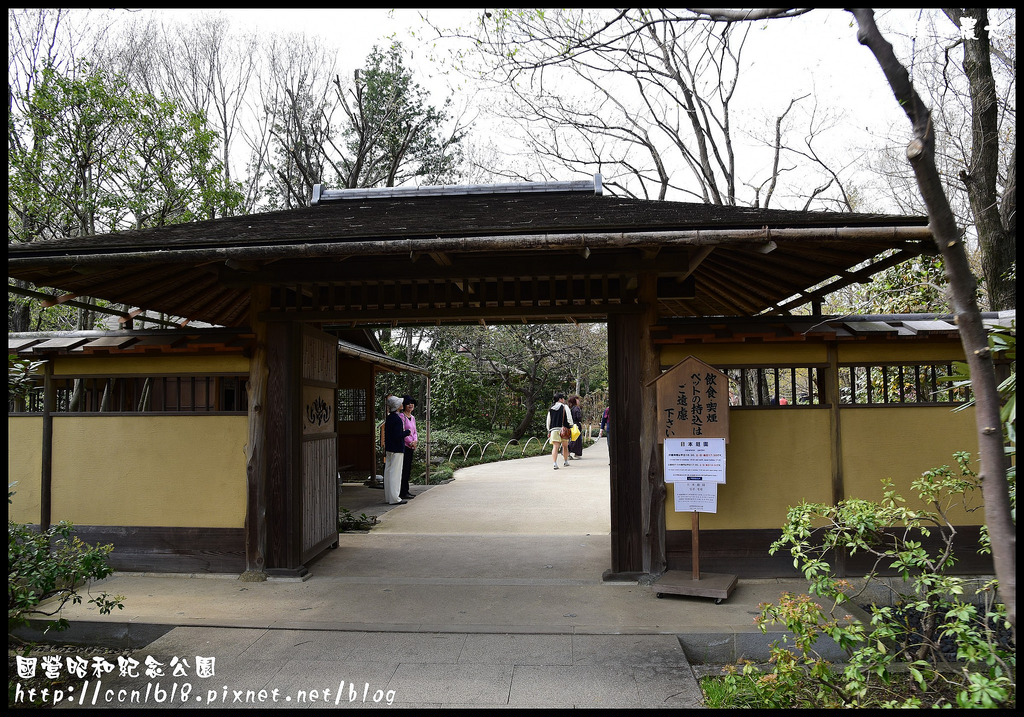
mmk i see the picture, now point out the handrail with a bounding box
[447,445,469,463]
[442,435,553,463]
[500,439,518,459]
[521,436,541,455]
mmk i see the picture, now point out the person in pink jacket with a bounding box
[399,395,419,500]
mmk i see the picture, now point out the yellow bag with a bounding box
[570,424,581,442]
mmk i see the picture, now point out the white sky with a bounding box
[213,8,915,153]
[97,8,937,208]
[143,7,910,125]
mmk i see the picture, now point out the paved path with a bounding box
[19,439,827,709]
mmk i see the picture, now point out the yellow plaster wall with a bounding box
[661,340,980,532]
[49,416,248,527]
[840,406,982,524]
[53,355,249,376]
[666,409,833,530]
[8,417,43,523]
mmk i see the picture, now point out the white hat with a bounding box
[386,396,403,412]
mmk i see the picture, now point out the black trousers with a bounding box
[401,447,415,496]
[569,437,583,456]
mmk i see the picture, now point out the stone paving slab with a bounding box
[24,440,851,710]
[48,628,704,710]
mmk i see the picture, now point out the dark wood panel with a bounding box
[266,320,298,570]
[72,526,245,574]
[667,527,994,579]
[300,326,339,565]
[338,433,375,473]
[606,311,645,578]
[302,436,337,561]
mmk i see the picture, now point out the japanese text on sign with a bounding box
[663,438,726,484]
[673,482,718,513]
[654,356,728,442]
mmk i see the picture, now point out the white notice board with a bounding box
[673,482,718,513]
[664,438,726,483]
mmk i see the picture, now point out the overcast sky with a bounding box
[141,7,910,127]
[57,8,969,209]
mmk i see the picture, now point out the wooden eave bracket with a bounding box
[41,292,79,308]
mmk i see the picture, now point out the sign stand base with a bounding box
[653,570,738,604]
[652,512,737,604]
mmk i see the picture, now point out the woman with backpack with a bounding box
[545,392,575,470]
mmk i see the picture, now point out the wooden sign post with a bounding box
[649,356,737,603]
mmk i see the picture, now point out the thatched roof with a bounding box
[8,178,933,327]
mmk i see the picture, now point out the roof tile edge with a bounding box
[312,174,602,204]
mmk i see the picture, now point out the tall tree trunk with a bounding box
[849,7,1015,642]
[945,8,1015,311]
[512,395,537,440]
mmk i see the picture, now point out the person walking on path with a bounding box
[599,406,610,439]
[384,395,410,504]
[546,392,575,470]
[568,395,584,459]
[399,395,418,500]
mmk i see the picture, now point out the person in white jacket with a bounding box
[545,392,575,470]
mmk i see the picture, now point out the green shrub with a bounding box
[338,508,377,532]
[8,488,124,639]
[708,452,1015,709]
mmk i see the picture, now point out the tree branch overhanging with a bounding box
[846,6,1015,642]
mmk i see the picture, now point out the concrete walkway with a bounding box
[22,439,829,710]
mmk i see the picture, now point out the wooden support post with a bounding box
[638,273,666,577]
[424,375,432,485]
[691,511,700,581]
[604,311,644,580]
[40,361,54,531]
[242,286,270,581]
[826,344,847,577]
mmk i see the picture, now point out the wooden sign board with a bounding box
[302,385,335,435]
[652,356,729,443]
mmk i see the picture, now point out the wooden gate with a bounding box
[300,326,338,564]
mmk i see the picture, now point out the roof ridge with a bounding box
[312,174,602,204]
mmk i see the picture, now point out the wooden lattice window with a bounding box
[838,362,971,405]
[720,366,826,407]
[10,375,248,414]
[336,388,367,422]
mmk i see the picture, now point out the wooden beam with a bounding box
[7,283,184,327]
[775,248,926,313]
[9,225,934,269]
[687,246,715,275]
[218,250,696,286]
[224,258,263,272]
[40,292,79,307]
